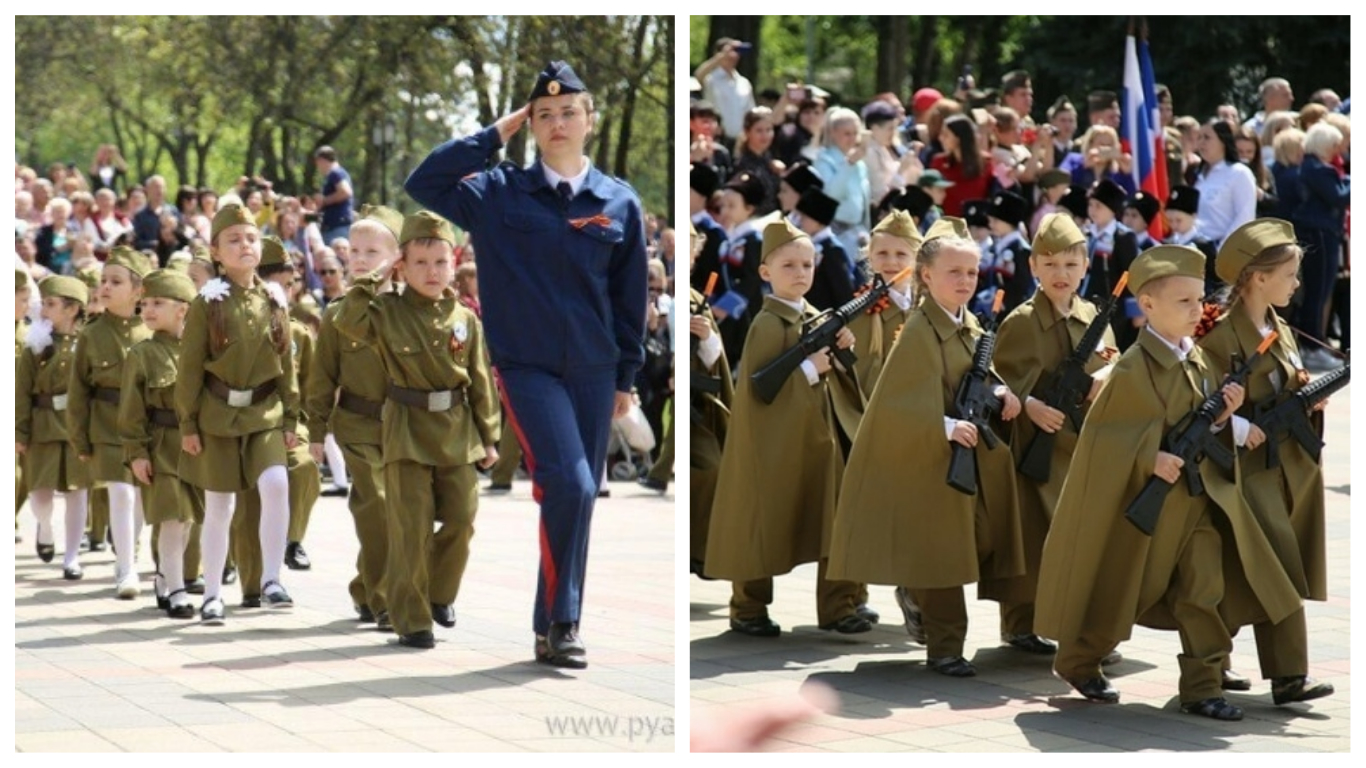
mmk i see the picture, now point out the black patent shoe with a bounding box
[728,616,781,638]
[166,589,195,620]
[1221,668,1252,691]
[222,565,238,585]
[431,602,456,628]
[690,559,716,581]
[240,594,262,609]
[63,564,84,581]
[1057,672,1120,702]
[819,613,873,634]
[398,630,435,649]
[355,604,376,623]
[1182,697,1243,720]
[1005,633,1058,654]
[1271,675,1335,705]
[855,603,880,624]
[262,581,294,609]
[535,622,588,668]
[375,611,393,632]
[893,586,926,644]
[153,574,169,610]
[284,542,311,570]
[928,656,977,677]
[185,576,206,595]
[200,597,226,625]
[36,539,55,563]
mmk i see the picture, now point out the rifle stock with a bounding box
[945,290,1006,496]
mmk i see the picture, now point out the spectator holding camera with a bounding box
[696,38,757,146]
[814,107,872,258]
[88,144,128,194]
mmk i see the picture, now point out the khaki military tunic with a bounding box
[16,319,29,514]
[120,331,203,525]
[17,327,88,490]
[175,277,298,492]
[68,313,151,482]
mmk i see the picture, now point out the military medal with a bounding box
[450,320,468,355]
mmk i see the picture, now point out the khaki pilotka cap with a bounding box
[166,251,193,273]
[1032,212,1087,256]
[141,269,197,303]
[75,264,101,292]
[870,209,924,248]
[39,275,89,306]
[358,204,405,241]
[400,211,458,247]
[259,235,291,269]
[759,219,811,263]
[16,268,31,290]
[1216,218,1297,285]
[923,215,970,241]
[106,245,153,278]
[211,203,255,242]
[1128,245,1206,294]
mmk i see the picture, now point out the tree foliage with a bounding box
[17,15,673,217]
[692,16,1349,122]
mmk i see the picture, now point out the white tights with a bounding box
[107,481,145,581]
[157,520,190,594]
[200,464,290,600]
[29,488,89,568]
[324,434,348,490]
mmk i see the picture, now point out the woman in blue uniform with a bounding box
[405,61,647,669]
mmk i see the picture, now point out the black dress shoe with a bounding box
[819,614,873,634]
[486,482,512,493]
[1005,633,1058,654]
[893,586,926,644]
[928,656,977,677]
[431,602,456,628]
[375,611,393,631]
[690,559,716,581]
[63,564,84,581]
[320,485,349,497]
[355,604,376,623]
[166,589,195,620]
[284,542,311,570]
[1101,649,1123,666]
[222,566,238,585]
[398,630,436,649]
[88,539,106,553]
[535,622,588,668]
[597,487,611,498]
[240,595,262,609]
[262,581,294,609]
[728,616,781,637]
[36,541,55,563]
[1221,668,1252,691]
[1182,697,1243,721]
[1271,675,1335,705]
[637,476,668,493]
[855,603,879,624]
[185,576,206,595]
[1058,672,1120,702]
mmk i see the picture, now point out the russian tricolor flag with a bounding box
[1121,26,1169,239]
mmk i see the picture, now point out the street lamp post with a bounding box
[372,119,397,204]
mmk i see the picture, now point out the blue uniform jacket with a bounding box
[405,125,648,392]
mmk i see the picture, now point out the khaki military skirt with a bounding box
[87,443,133,484]
[179,429,287,493]
[24,440,89,492]
[141,473,205,525]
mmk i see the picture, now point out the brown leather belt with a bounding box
[94,387,121,405]
[205,373,277,407]
[337,389,383,420]
[387,384,466,412]
[147,408,179,428]
[32,393,69,411]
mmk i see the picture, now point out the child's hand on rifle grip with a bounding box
[950,420,978,448]
[1245,423,1267,450]
[690,316,712,340]
[1025,397,1064,433]
[807,347,833,375]
[1153,451,1184,483]
[1217,381,1245,425]
[995,386,1021,421]
[833,327,855,350]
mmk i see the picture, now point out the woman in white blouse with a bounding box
[1193,119,1257,245]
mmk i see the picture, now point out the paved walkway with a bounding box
[691,385,1351,752]
[15,478,675,752]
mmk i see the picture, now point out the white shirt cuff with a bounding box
[801,360,821,386]
[944,416,957,441]
[1230,415,1250,448]
[696,333,722,368]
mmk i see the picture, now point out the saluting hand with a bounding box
[496,105,531,144]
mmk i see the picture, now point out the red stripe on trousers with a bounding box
[497,376,555,618]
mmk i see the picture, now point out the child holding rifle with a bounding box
[689,229,732,580]
[1034,245,1301,719]
[1197,219,1336,706]
[993,213,1119,656]
[829,224,1026,677]
[704,219,868,638]
[846,210,921,398]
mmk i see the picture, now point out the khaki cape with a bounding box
[689,288,734,564]
[1033,330,1302,644]
[828,299,1025,589]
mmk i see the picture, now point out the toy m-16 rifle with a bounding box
[749,265,914,405]
[1016,273,1128,483]
[1249,356,1349,469]
[1124,333,1275,536]
[946,290,1006,496]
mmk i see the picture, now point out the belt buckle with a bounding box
[427,390,452,412]
[52,394,69,411]
[227,388,254,408]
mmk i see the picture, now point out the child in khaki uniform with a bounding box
[176,203,300,624]
[333,211,500,649]
[1198,219,1335,706]
[120,269,204,619]
[16,269,32,540]
[68,246,152,597]
[17,276,90,577]
[307,206,405,626]
[704,219,869,638]
[1034,245,1302,720]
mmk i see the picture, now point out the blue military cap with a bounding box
[529,60,586,101]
